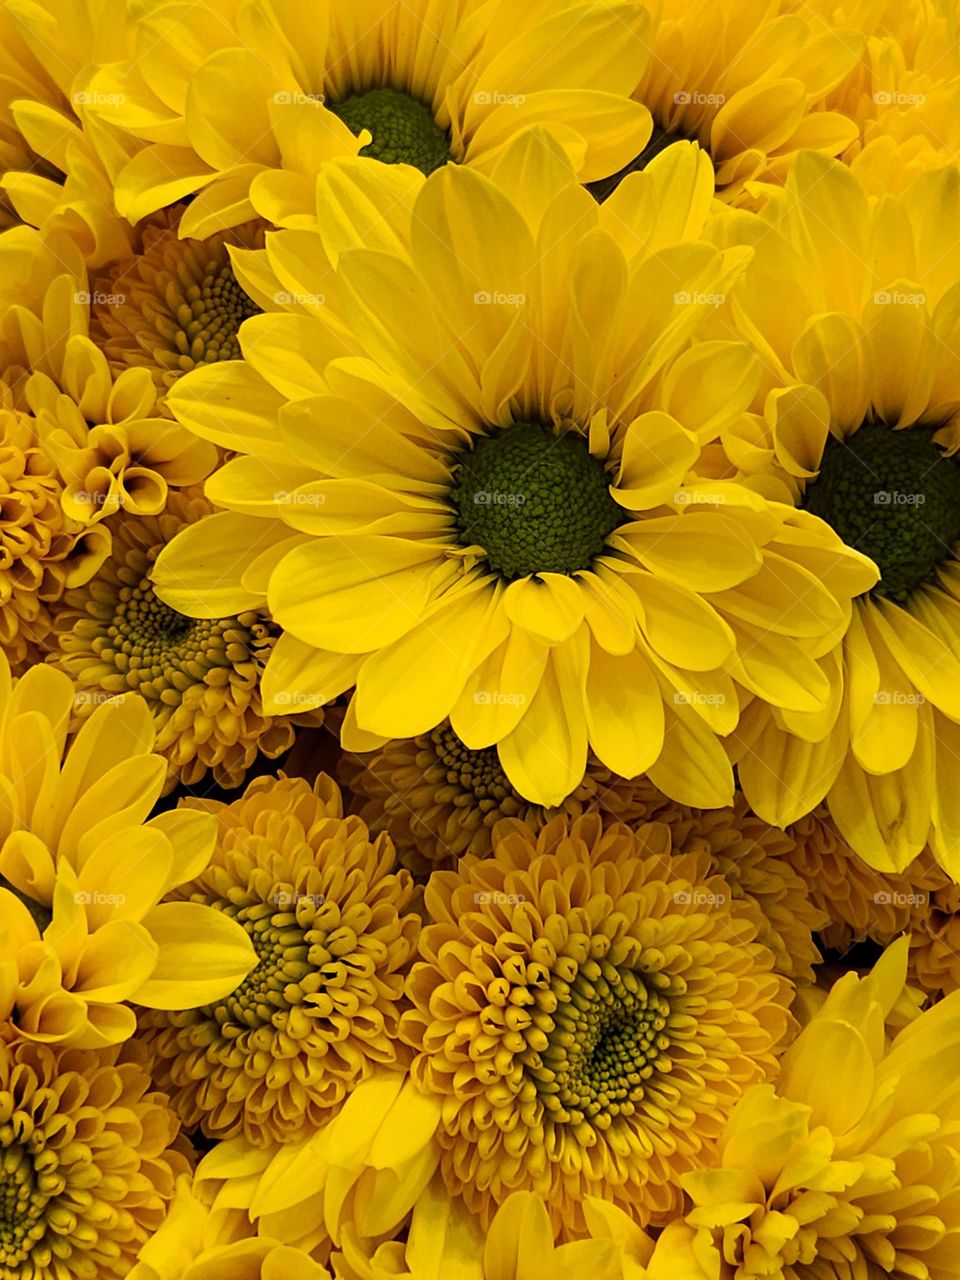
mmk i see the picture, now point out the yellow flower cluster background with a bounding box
[2,1,960,1277]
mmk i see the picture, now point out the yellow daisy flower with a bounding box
[620,781,829,986]
[802,0,960,194]
[590,0,862,206]
[0,1036,191,1280]
[154,143,875,810]
[338,722,658,873]
[0,656,258,1048]
[0,227,218,522]
[0,0,143,263]
[131,1176,334,1280]
[681,938,960,1277]
[86,0,652,237]
[714,154,960,874]
[400,813,794,1233]
[49,489,317,793]
[0,398,110,672]
[190,1070,442,1255]
[89,208,264,398]
[137,775,420,1145]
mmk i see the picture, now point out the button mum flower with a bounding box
[137,775,420,1145]
[0,1035,192,1280]
[84,0,653,236]
[400,813,794,1233]
[153,141,875,810]
[0,655,258,1048]
[714,154,960,873]
[49,489,317,793]
[680,938,960,1278]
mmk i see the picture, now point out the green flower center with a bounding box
[537,959,672,1125]
[328,87,451,175]
[451,423,624,579]
[801,421,960,602]
[588,122,694,203]
[431,725,515,803]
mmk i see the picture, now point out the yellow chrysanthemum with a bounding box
[680,939,960,1278]
[86,0,652,236]
[799,0,960,194]
[401,813,793,1233]
[191,1071,442,1255]
[0,1036,191,1280]
[154,142,875,810]
[616,781,828,986]
[338,723,658,873]
[49,489,317,793]
[0,399,110,672]
[786,806,947,954]
[334,1180,676,1280]
[908,882,960,1002]
[130,1176,334,1280]
[0,656,258,1047]
[590,0,862,206]
[137,775,420,1146]
[712,154,960,874]
[90,209,264,398]
[0,228,217,522]
[0,0,142,262]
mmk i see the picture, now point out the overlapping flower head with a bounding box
[707,154,960,874]
[154,138,875,811]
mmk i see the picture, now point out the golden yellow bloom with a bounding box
[0,1036,191,1280]
[0,0,142,260]
[138,775,420,1145]
[86,0,652,235]
[786,807,947,953]
[0,228,217,525]
[0,399,110,671]
[50,489,315,793]
[155,142,874,811]
[401,814,793,1233]
[714,155,960,874]
[0,657,258,1048]
[681,939,960,1277]
[191,1071,441,1255]
[90,209,264,398]
[339,723,656,873]
[130,1176,333,1280]
[591,0,861,206]
[620,782,828,986]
